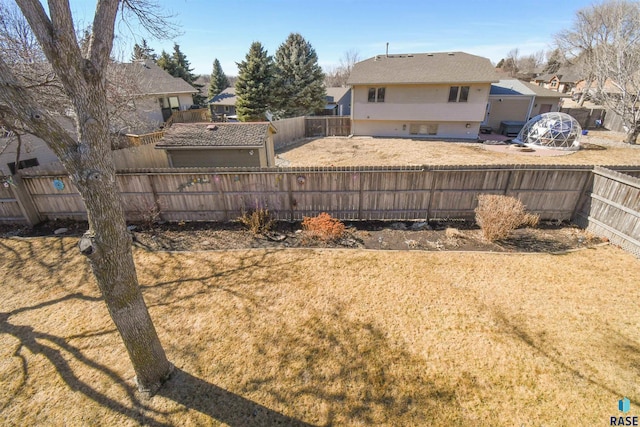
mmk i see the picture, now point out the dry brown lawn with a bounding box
[278,131,640,166]
[1,238,639,426]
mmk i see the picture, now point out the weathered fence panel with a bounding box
[272,117,306,150]
[113,142,170,169]
[560,107,606,129]
[580,167,640,257]
[305,116,351,137]
[0,178,24,223]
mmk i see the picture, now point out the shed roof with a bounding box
[347,52,499,85]
[156,122,275,148]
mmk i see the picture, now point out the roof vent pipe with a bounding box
[386,42,389,57]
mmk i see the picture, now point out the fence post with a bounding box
[10,174,41,226]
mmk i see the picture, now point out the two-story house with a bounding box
[347,52,499,139]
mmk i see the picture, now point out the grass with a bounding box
[1,237,639,425]
[278,131,640,166]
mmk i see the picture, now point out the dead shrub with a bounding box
[301,212,346,242]
[475,195,540,242]
[131,199,161,229]
[239,208,274,235]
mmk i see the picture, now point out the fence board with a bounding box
[583,167,640,257]
[5,165,600,225]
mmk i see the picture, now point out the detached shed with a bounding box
[156,122,276,168]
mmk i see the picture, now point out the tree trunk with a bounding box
[0,38,173,395]
[578,79,592,106]
[624,125,639,144]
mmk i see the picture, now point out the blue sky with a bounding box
[67,0,594,76]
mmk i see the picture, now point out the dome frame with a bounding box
[514,112,582,151]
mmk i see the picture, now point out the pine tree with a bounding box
[272,33,325,118]
[156,50,176,75]
[171,43,196,85]
[235,42,274,122]
[208,58,230,99]
[131,39,157,61]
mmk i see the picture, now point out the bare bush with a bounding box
[475,195,540,242]
[301,212,346,242]
[131,199,161,229]
[239,208,274,235]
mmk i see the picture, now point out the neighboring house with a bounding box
[0,117,74,175]
[321,87,351,116]
[123,59,198,124]
[347,52,499,139]
[486,79,570,134]
[1,61,197,175]
[530,68,581,94]
[573,78,622,102]
[208,87,237,118]
[155,122,276,168]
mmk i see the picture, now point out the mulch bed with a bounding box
[0,219,604,253]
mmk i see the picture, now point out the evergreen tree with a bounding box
[272,33,325,118]
[171,43,196,85]
[131,39,157,61]
[156,49,176,75]
[208,58,230,99]
[543,48,563,74]
[235,42,274,122]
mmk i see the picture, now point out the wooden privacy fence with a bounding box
[305,116,351,137]
[3,165,595,224]
[576,166,640,257]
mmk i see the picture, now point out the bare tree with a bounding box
[324,49,361,87]
[0,0,173,394]
[556,0,640,143]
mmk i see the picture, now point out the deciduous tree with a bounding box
[272,33,325,118]
[235,41,274,122]
[556,0,640,143]
[0,0,173,394]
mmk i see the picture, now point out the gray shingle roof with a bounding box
[208,87,236,105]
[120,59,197,96]
[325,87,350,102]
[156,122,274,148]
[491,79,570,98]
[347,52,499,85]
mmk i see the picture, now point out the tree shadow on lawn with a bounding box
[1,240,470,425]
[493,308,640,408]
[0,242,318,425]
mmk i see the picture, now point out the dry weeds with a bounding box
[1,237,639,426]
[278,131,640,166]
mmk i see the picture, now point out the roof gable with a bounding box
[119,59,197,96]
[347,52,499,85]
[156,122,275,148]
[209,87,236,105]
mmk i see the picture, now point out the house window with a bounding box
[8,157,39,174]
[159,96,180,112]
[448,86,470,102]
[551,80,558,88]
[224,106,229,112]
[409,123,438,135]
[368,87,386,102]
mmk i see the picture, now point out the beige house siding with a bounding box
[530,97,562,116]
[352,120,480,139]
[485,98,530,130]
[135,93,195,125]
[351,83,489,138]
[351,84,490,121]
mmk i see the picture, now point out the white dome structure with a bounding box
[514,112,582,151]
